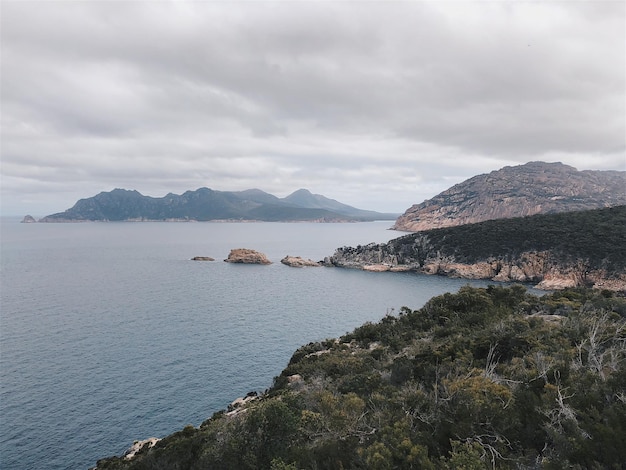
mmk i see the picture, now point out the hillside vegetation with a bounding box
[94,286,626,469]
[327,206,626,289]
[396,205,625,270]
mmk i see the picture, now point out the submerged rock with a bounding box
[224,248,272,265]
[191,256,215,261]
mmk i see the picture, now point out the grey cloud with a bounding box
[1,1,624,216]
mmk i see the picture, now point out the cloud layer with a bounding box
[2,1,624,215]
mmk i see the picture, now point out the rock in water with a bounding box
[280,256,320,267]
[191,256,215,261]
[224,248,272,264]
[21,215,37,223]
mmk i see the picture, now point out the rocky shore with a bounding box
[280,255,321,267]
[322,240,626,292]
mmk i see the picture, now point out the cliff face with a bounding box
[326,206,626,291]
[393,161,626,232]
[325,243,625,291]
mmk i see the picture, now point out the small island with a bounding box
[224,248,272,265]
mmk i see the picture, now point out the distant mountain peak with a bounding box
[393,161,626,231]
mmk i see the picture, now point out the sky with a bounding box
[1,1,625,216]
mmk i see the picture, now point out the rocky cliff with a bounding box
[326,206,626,291]
[393,161,626,232]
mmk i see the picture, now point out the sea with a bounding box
[1,218,524,469]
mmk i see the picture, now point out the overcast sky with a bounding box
[1,1,624,216]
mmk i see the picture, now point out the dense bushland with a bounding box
[95,286,626,470]
[387,205,626,272]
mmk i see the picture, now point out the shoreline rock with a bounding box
[123,438,160,461]
[325,247,626,292]
[280,255,321,267]
[224,248,272,265]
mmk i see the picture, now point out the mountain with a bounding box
[93,286,626,469]
[37,188,396,222]
[393,161,626,231]
[326,205,626,291]
[283,188,398,220]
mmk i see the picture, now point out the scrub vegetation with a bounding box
[383,205,626,272]
[95,286,626,469]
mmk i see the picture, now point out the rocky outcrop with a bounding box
[224,248,272,265]
[325,244,626,291]
[21,215,37,223]
[280,256,321,267]
[225,392,259,417]
[393,162,626,232]
[191,256,215,261]
[123,438,160,461]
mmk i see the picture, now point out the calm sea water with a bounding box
[1,219,508,469]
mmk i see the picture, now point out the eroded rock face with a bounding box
[325,243,626,291]
[224,248,272,264]
[280,256,320,267]
[363,264,391,272]
[393,162,626,232]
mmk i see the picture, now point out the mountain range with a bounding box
[36,188,398,222]
[393,161,626,231]
[30,161,626,226]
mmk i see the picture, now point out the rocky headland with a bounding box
[325,206,626,291]
[393,161,626,232]
[224,248,272,265]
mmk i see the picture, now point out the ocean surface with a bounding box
[1,219,517,469]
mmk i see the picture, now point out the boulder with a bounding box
[224,248,272,265]
[226,392,259,416]
[280,255,320,267]
[124,438,160,460]
[363,264,391,272]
